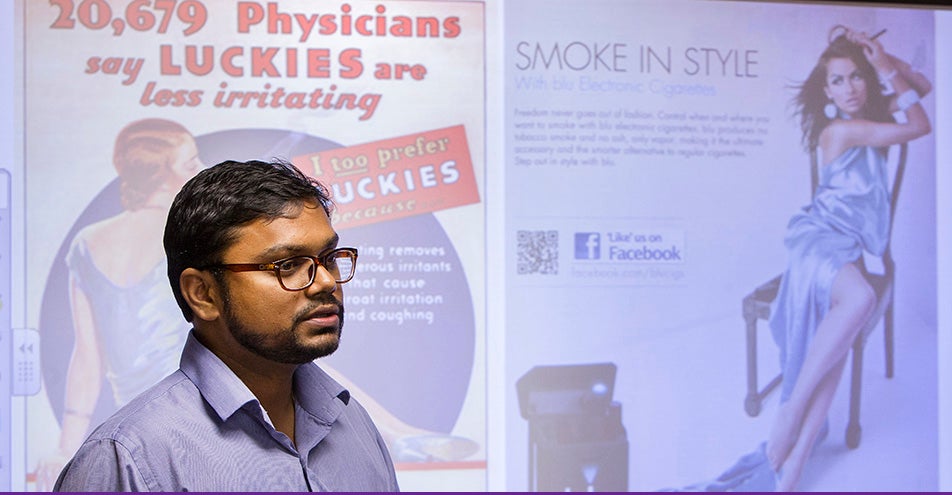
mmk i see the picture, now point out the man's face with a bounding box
[216,202,345,364]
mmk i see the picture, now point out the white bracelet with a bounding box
[897,89,920,111]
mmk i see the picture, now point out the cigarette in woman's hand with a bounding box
[871,28,887,40]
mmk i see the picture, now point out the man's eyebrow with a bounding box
[257,234,340,259]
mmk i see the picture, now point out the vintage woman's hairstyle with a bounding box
[112,118,193,210]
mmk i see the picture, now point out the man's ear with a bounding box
[180,268,223,322]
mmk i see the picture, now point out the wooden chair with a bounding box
[741,143,906,449]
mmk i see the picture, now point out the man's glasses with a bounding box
[205,247,358,291]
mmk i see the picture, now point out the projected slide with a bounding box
[19,1,485,491]
[504,0,937,491]
[5,0,952,492]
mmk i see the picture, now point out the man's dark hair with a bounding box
[164,159,334,322]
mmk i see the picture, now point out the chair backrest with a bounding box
[809,143,908,272]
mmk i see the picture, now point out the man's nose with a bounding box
[306,265,338,294]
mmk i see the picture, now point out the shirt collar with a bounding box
[178,331,350,424]
[290,357,350,425]
[179,331,257,421]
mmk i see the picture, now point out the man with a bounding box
[54,159,399,491]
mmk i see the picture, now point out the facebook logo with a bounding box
[574,233,600,260]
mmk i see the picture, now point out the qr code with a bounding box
[517,230,558,275]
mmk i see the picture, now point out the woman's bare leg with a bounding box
[776,355,847,491]
[766,262,875,486]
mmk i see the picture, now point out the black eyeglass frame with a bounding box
[202,247,359,291]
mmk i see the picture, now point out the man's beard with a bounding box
[222,290,344,364]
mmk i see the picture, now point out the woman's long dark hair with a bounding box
[791,26,893,151]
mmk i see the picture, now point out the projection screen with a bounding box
[2,0,950,491]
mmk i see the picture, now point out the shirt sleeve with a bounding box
[53,438,151,492]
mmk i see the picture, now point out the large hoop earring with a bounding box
[824,101,838,119]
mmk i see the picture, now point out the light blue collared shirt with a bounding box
[54,331,399,492]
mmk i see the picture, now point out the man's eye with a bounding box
[278,258,306,272]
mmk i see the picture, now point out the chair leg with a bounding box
[744,315,762,417]
[846,338,864,449]
[884,301,895,379]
